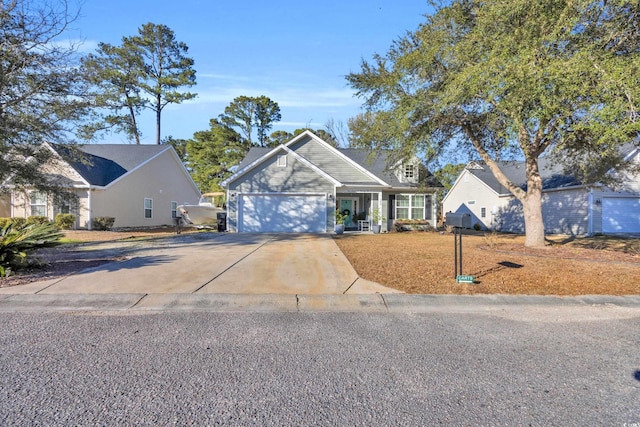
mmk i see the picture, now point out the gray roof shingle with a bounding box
[236,146,442,188]
[51,144,168,186]
[468,158,581,194]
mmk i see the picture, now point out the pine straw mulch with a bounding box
[333,231,640,296]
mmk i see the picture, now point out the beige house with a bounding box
[1,142,200,229]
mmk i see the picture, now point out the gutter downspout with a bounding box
[587,187,594,236]
[87,187,92,231]
[378,191,383,229]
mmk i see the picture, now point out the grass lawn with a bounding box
[334,231,640,296]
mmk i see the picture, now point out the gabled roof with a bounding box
[228,131,442,189]
[49,143,170,187]
[465,158,581,195]
[340,149,442,188]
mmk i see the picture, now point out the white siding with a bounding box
[541,189,590,235]
[442,170,510,230]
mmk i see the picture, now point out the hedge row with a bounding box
[0,214,77,230]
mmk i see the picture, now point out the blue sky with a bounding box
[66,1,432,144]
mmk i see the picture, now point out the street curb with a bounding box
[0,293,145,312]
[0,293,638,313]
[134,294,299,312]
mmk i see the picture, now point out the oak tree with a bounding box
[0,0,87,193]
[347,0,640,247]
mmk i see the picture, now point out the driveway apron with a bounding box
[35,233,361,295]
[196,234,357,294]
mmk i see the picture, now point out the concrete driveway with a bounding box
[6,233,399,295]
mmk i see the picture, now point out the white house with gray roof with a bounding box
[221,131,443,233]
[442,148,640,235]
[1,142,200,229]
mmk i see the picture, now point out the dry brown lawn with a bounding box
[334,231,640,296]
[2,228,639,296]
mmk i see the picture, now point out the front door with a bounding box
[337,198,357,228]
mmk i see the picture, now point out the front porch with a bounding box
[335,191,385,232]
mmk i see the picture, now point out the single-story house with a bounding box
[0,142,201,229]
[442,147,640,235]
[221,130,443,233]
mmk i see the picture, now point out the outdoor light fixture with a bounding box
[328,194,334,200]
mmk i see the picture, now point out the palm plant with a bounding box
[0,222,63,276]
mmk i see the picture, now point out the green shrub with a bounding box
[0,218,9,229]
[92,216,115,231]
[473,222,482,231]
[25,216,51,226]
[9,218,26,229]
[55,213,76,230]
[0,222,62,277]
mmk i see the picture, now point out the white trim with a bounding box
[281,147,342,186]
[222,131,396,189]
[144,197,153,219]
[285,130,390,186]
[223,144,343,187]
[238,192,326,196]
[42,142,91,187]
[588,189,594,235]
[102,146,172,189]
[87,189,93,230]
[622,146,640,162]
[395,193,430,221]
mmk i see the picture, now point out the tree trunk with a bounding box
[523,158,546,248]
[155,94,162,145]
[127,103,140,145]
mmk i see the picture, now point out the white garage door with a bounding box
[239,194,327,232]
[602,197,640,233]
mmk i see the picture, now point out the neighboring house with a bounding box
[442,147,640,235]
[221,131,443,233]
[1,142,201,229]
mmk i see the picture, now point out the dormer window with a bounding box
[404,164,415,179]
[401,163,418,183]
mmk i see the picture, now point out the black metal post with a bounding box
[453,227,457,278]
[459,228,463,277]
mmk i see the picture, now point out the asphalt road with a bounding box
[0,309,638,426]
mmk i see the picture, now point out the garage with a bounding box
[238,194,327,232]
[602,197,640,233]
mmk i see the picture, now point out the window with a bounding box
[411,195,425,219]
[54,193,75,215]
[395,194,432,220]
[481,207,486,218]
[171,201,178,218]
[396,195,410,219]
[277,155,287,167]
[404,164,415,179]
[30,191,47,216]
[144,198,153,219]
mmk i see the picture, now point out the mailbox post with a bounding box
[445,212,474,283]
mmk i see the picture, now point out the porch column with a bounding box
[377,191,382,226]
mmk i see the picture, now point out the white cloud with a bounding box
[187,82,359,110]
[51,38,99,53]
